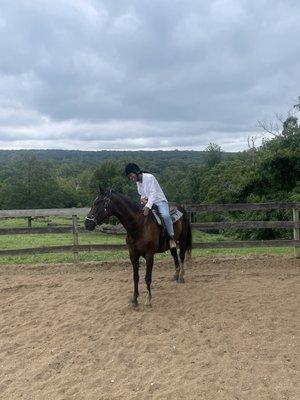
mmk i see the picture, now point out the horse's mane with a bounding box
[113,191,142,213]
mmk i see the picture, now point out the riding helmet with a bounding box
[125,163,141,176]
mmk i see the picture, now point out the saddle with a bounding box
[151,205,183,228]
[151,205,183,248]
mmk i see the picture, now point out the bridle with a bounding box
[85,190,112,225]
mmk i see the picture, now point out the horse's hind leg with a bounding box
[170,247,180,282]
[178,244,186,283]
[145,252,154,307]
[130,252,140,307]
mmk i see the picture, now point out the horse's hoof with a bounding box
[177,277,185,283]
[145,294,152,307]
[131,300,139,308]
[172,275,179,282]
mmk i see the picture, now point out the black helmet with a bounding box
[125,163,141,176]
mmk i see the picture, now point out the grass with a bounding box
[0,231,125,249]
[0,217,294,265]
[0,247,293,266]
[0,216,73,228]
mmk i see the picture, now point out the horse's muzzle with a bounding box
[84,217,96,231]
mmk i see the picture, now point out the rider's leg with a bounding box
[157,201,176,248]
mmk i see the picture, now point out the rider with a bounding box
[125,163,176,249]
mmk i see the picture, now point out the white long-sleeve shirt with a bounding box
[136,173,167,209]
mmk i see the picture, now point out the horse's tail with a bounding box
[186,216,192,258]
[179,206,192,258]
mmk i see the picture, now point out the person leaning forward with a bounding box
[125,163,176,249]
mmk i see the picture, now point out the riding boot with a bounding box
[169,235,177,249]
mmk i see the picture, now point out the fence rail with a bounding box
[0,208,90,218]
[0,202,299,259]
[185,202,300,212]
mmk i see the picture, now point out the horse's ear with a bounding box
[102,188,112,196]
[99,185,105,194]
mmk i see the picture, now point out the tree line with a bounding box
[0,114,299,239]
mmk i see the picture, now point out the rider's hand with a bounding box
[143,207,150,216]
[140,197,148,205]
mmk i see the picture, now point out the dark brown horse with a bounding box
[85,188,192,307]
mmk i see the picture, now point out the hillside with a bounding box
[0,149,234,166]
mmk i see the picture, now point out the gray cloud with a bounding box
[0,0,299,151]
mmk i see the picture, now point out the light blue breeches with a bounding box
[155,200,174,237]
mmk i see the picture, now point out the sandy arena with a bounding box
[0,255,299,400]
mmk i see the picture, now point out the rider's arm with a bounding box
[145,175,159,209]
[137,182,145,202]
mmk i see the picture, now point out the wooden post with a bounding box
[72,211,79,262]
[293,209,300,258]
[28,217,32,228]
[190,212,196,223]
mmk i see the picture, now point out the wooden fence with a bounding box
[0,202,299,259]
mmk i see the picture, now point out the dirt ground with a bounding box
[0,255,299,400]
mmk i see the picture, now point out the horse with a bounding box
[84,188,192,307]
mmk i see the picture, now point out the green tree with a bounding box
[0,155,65,209]
[203,143,222,168]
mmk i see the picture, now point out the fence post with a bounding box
[72,210,79,262]
[293,208,300,258]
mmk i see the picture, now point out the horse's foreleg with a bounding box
[130,252,140,307]
[170,247,181,282]
[145,253,154,307]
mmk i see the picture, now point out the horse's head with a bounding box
[85,187,113,231]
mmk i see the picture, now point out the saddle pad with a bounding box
[152,208,183,226]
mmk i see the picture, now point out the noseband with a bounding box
[85,215,97,223]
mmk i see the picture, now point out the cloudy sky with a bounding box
[0,0,299,151]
